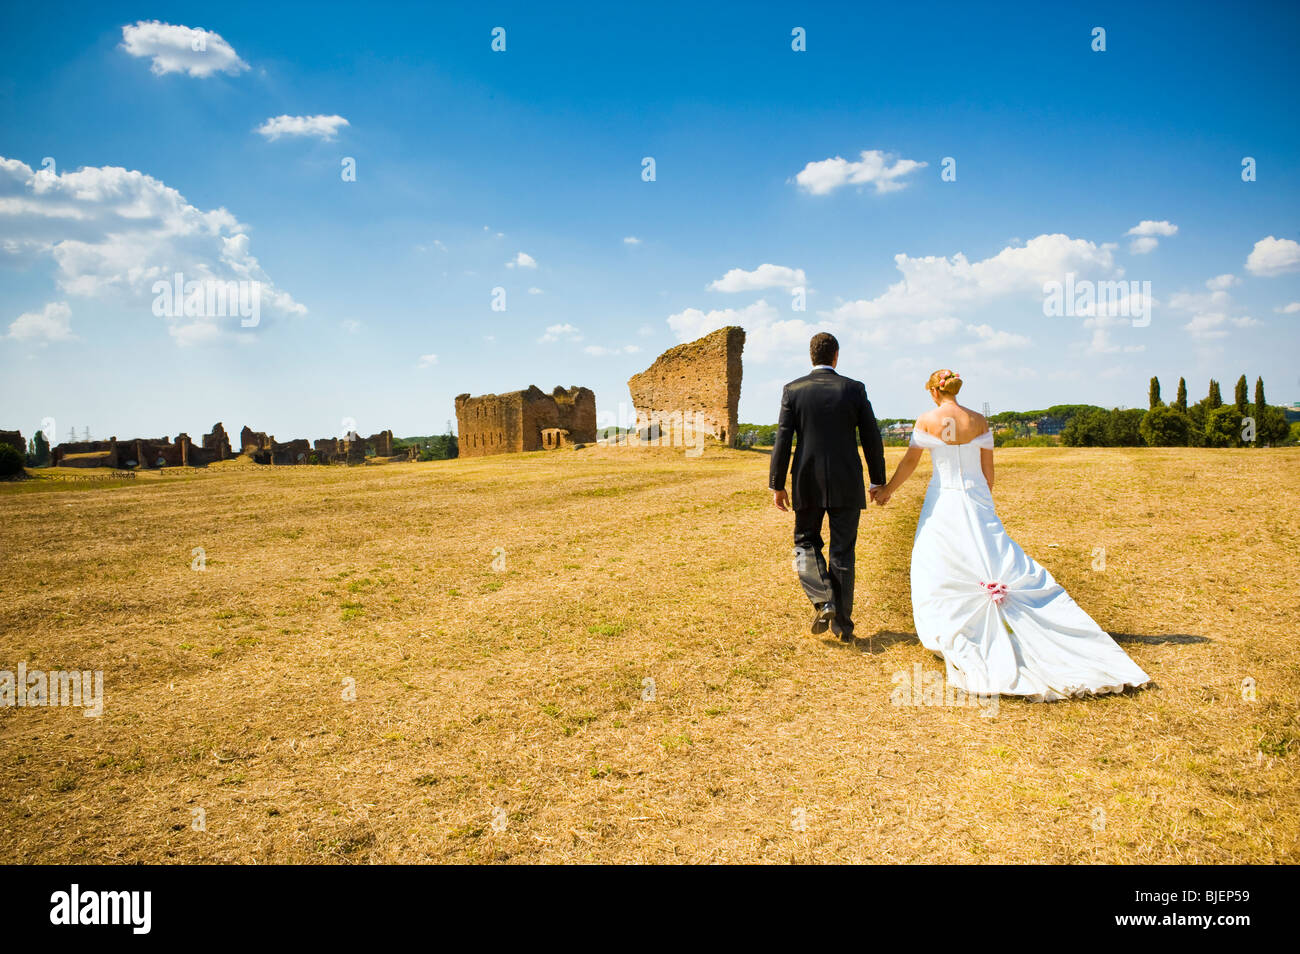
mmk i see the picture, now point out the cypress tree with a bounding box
[1208,379,1223,409]
[1175,377,1188,412]
[1148,376,1162,410]
[1234,374,1249,412]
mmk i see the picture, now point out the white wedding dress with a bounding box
[908,428,1150,701]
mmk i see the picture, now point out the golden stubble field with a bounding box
[1,445,1297,864]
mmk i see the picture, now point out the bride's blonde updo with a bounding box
[926,369,963,396]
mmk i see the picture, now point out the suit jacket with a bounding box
[768,367,887,510]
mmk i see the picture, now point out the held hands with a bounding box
[871,485,893,507]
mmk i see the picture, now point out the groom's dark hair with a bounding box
[810,332,839,366]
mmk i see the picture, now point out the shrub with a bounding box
[1061,409,1109,446]
[0,444,25,477]
[1204,406,1244,448]
[1140,406,1191,446]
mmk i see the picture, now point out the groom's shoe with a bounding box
[831,618,854,642]
[811,601,836,635]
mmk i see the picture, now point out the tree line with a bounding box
[1063,375,1294,447]
[736,375,1297,450]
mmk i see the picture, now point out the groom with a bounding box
[769,333,887,641]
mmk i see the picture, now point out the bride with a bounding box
[872,369,1150,701]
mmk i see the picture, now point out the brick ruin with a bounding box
[43,421,399,469]
[455,385,596,458]
[0,430,24,456]
[627,325,745,446]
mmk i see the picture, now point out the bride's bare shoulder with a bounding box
[914,408,939,433]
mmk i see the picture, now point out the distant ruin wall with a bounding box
[201,423,232,462]
[47,422,403,469]
[0,431,24,456]
[456,386,596,458]
[628,326,745,446]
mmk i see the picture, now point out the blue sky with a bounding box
[2,0,1298,444]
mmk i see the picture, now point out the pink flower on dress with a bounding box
[980,580,1008,605]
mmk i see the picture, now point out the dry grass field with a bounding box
[1,445,1297,864]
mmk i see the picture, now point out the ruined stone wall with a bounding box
[456,386,595,457]
[628,326,745,447]
[240,426,272,454]
[365,431,393,457]
[272,438,311,465]
[51,438,118,468]
[455,390,525,458]
[201,423,232,462]
[45,419,403,469]
[0,430,23,456]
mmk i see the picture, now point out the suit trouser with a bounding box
[793,505,860,634]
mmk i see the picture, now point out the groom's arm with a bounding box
[857,385,887,488]
[769,385,796,502]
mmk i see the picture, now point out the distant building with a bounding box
[883,421,914,437]
[1036,416,1065,436]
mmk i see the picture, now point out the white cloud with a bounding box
[794,150,927,196]
[341,319,361,334]
[506,251,537,269]
[0,156,305,345]
[1275,302,1300,314]
[1080,313,1146,355]
[623,236,641,245]
[583,344,642,356]
[962,323,1031,353]
[256,115,350,142]
[120,21,249,78]
[1169,274,1258,344]
[417,353,439,368]
[667,300,818,362]
[7,301,76,342]
[539,323,582,343]
[707,263,806,292]
[637,324,655,336]
[1183,313,1259,340]
[1126,220,1178,237]
[1125,220,1177,254]
[527,287,543,295]
[820,233,1114,355]
[1246,236,1300,276]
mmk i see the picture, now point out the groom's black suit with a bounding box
[769,367,887,637]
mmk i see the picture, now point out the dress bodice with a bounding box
[909,428,994,494]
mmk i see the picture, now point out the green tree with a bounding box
[1207,379,1223,409]
[1148,376,1162,410]
[1106,408,1146,446]
[1234,374,1249,412]
[1262,406,1292,445]
[1205,406,1244,447]
[1175,377,1188,412]
[1140,405,1191,446]
[0,444,24,477]
[1185,400,1208,447]
[32,430,50,467]
[1062,409,1110,446]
